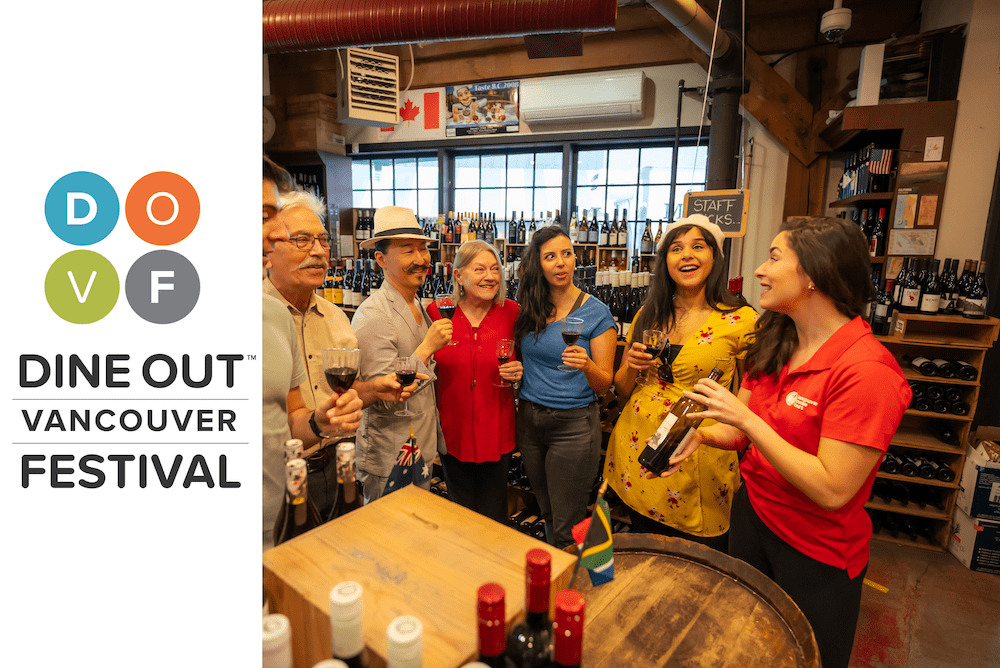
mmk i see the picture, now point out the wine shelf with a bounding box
[874,472,959,489]
[864,500,950,521]
[901,369,979,386]
[903,408,972,421]
[829,193,895,208]
[870,311,997,551]
[889,425,963,455]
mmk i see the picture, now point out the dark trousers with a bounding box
[516,400,602,549]
[729,485,866,668]
[440,452,512,524]
[626,506,729,553]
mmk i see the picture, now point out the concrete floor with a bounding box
[849,539,1000,668]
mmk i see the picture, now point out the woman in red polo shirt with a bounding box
[428,240,522,523]
[660,216,910,668]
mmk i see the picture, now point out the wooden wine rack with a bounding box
[869,312,999,550]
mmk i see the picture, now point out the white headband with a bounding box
[657,214,726,257]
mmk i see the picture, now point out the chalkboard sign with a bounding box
[682,189,749,237]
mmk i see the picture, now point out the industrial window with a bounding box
[351,155,440,219]
[575,143,708,252]
[452,150,563,220]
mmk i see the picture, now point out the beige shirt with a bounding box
[263,278,357,448]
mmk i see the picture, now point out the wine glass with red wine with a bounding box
[394,355,419,417]
[558,317,584,372]
[638,330,664,387]
[495,338,514,387]
[435,293,458,345]
[322,348,361,394]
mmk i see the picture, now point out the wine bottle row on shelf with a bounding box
[867,510,939,544]
[838,143,896,199]
[880,449,956,482]
[870,480,947,510]
[887,257,989,319]
[316,252,385,310]
[429,476,450,501]
[901,354,979,380]
[507,508,548,543]
[850,206,888,258]
[907,380,971,416]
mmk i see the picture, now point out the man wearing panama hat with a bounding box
[352,206,453,502]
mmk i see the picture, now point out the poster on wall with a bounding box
[446,80,520,137]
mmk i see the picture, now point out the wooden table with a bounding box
[575,534,820,668]
[263,485,576,668]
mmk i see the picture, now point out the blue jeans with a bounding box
[516,400,602,549]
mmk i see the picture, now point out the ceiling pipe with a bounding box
[645,0,739,71]
[263,0,619,54]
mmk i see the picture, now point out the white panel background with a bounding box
[3,2,260,666]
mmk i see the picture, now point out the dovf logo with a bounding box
[44,171,201,324]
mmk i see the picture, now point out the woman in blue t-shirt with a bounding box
[514,225,616,548]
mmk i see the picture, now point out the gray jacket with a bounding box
[351,280,446,477]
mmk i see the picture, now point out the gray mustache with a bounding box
[408,265,430,274]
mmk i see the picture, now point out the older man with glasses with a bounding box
[265,188,421,522]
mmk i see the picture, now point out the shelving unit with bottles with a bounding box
[868,312,998,550]
[824,100,958,283]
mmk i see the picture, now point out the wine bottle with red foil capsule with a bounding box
[477,583,510,668]
[507,549,553,668]
[638,367,723,475]
[548,590,585,668]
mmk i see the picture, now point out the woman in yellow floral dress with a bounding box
[604,214,757,552]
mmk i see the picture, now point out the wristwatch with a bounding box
[308,412,324,438]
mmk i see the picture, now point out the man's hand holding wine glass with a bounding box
[370,372,430,403]
[314,389,364,438]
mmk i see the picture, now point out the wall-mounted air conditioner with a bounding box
[520,71,646,124]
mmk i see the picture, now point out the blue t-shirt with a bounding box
[520,296,616,410]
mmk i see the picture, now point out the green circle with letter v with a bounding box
[45,250,120,323]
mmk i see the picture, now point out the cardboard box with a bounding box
[956,433,1000,522]
[267,117,346,155]
[948,506,1000,575]
[287,93,339,124]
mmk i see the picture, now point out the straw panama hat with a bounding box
[657,213,726,257]
[359,206,436,250]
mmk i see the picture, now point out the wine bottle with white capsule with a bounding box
[386,616,423,668]
[330,581,368,668]
[313,661,349,668]
[263,613,294,668]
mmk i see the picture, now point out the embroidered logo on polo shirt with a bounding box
[785,391,818,410]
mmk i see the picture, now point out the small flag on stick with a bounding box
[569,480,614,588]
[383,426,430,497]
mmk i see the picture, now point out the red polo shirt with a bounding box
[741,317,910,577]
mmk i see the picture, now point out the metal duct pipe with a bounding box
[263,0,619,54]
[646,0,740,73]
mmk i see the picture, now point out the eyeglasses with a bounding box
[278,234,331,250]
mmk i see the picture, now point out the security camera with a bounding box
[821,2,852,43]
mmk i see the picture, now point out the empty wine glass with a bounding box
[436,293,458,345]
[558,317,584,372]
[394,356,419,417]
[495,338,514,387]
[637,330,663,387]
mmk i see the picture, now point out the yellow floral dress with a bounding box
[605,305,758,537]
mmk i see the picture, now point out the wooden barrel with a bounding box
[575,533,820,668]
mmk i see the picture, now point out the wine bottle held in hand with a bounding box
[638,367,723,476]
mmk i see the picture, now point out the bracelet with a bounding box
[308,412,324,438]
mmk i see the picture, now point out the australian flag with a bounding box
[383,427,431,497]
[571,496,615,586]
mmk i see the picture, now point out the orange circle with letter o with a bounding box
[125,171,200,245]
